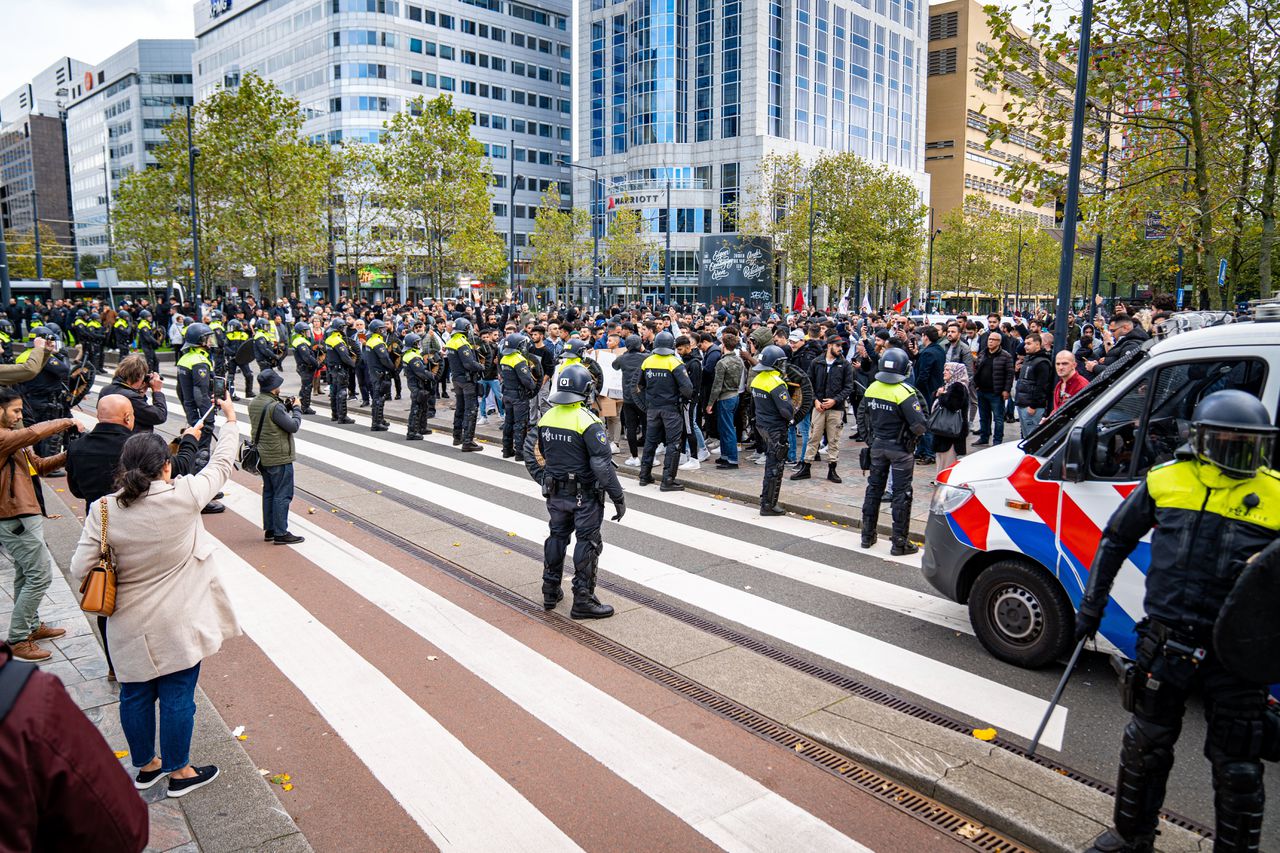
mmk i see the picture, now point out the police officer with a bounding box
[252,318,280,372]
[323,318,356,424]
[84,312,106,372]
[136,309,161,375]
[400,333,435,440]
[290,321,319,415]
[363,319,394,432]
[0,318,14,363]
[858,347,926,555]
[499,332,537,460]
[524,363,625,619]
[444,317,484,452]
[556,338,604,406]
[70,309,89,350]
[207,310,228,388]
[636,330,693,491]
[749,345,795,516]
[175,322,225,514]
[112,310,134,363]
[17,325,73,465]
[1076,390,1280,853]
[225,318,253,399]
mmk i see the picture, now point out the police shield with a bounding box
[1214,538,1280,683]
[234,340,257,367]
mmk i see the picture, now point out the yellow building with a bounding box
[924,0,1058,228]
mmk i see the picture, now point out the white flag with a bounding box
[837,289,849,315]
[860,293,872,314]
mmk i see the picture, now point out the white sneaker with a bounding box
[680,456,700,471]
[697,446,710,462]
[705,439,719,451]
[754,455,768,465]
[478,416,490,426]
[624,456,640,467]
[656,444,666,457]
[610,442,620,454]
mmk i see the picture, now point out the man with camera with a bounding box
[97,354,168,434]
[248,369,304,546]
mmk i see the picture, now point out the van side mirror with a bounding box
[1064,426,1087,482]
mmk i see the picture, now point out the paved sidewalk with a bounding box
[1,486,311,853]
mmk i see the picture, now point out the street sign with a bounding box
[1176,288,1185,309]
[1144,212,1168,240]
[1218,257,1228,287]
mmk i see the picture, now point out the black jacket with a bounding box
[1014,350,1054,409]
[808,356,855,407]
[96,381,168,433]
[615,350,647,406]
[974,347,1014,395]
[1091,327,1150,377]
[66,423,132,506]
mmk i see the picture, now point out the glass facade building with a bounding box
[577,0,929,287]
[193,0,572,285]
[64,40,196,264]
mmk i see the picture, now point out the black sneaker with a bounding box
[167,765,219,798]
[264,531,276,542]
[134,767,168,790]
[274,533,305,545]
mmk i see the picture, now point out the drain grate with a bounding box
[296,457,1214,841]
[296,482,1035,853]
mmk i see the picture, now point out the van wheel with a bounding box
[969,559,1074,669]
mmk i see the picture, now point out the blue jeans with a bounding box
[119,662,201,772]
[483,379,504,417]
[1018,405,1042,439]
[261,463,294,537]
[976,391,1005,444]
[716,397,739,462]
[787,414,811,463]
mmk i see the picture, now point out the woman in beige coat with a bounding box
[71,396,241,798]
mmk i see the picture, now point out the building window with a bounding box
[694,0,714,142]
[722,0,741,138]
[768,0,785,136]
[927,47,957,75]
[928,11,958,41]
[720,162,739,232]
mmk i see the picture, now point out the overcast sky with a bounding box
[0,0,1076,102]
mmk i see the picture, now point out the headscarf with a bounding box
[943,361,970,394]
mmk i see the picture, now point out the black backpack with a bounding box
[0,654,36,723]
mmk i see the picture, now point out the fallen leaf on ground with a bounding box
[451,542,460,547]
[507,531,517,537]
[972,728,997,741]
[307,508,316,514]
[802,514,816,521]
[55,488,65,493]
[237,734,248,741]
[375,490,382,494]
[282,783,293,791]
[114,750,128,759]
[793,742,807,751]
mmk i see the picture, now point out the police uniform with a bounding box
[291,329,320,415]
[362,326,394,431]
[401,340,436,440]
[0,321,14,364]
[749,351,796,516]
[324,326,357,424]
[859,348,927,554]
[636,333,694,489]
[524,366,624,619]
[176,343,216,450]
[500,338,537,459]
[252,326,279,371]
[444,325,484,449]
[112,314,133,362]
[1079,401,1280,853]
[136,315,161,374]
[207,317,228,379]
[17,343,72,460]
[225,323,254,398]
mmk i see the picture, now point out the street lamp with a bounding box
[1053,0,1096,348]
[186,106,200,301]
[557,157,601,309]
[1015,221,1027,315]
[927,220,941,299]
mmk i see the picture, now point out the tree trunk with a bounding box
[1260,73,1280,300]
[1227,122,1255,310]
[1181,0,1215,301]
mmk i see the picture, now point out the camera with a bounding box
[284,396,297,411]
[212,377,227,399]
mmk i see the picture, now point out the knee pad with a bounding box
[1121,716,1178,772]
[1215,760,1263,796]
[1209,714,1266,762]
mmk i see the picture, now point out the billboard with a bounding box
[697,236,774,306]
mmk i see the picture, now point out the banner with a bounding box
[592,350,624,398]
[697,236,774,306]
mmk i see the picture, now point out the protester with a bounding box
[1052,350,1090,412]
[707,332,743,468]
[70,397,241,799]
[0,386,83,661]
[1013,332,1054,438]
[249,369,305,545]
[973,331,1014,447]
[932,363,970,471]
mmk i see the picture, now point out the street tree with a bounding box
[604,206,654,297]
[528,184,591,304]
[6,223,74,280]
[330,142,385,288]
[111,166,186,291]
[379,95,504,296]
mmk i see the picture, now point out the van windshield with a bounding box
[1020,345,1149,456]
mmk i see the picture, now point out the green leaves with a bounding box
[529,184,592,301]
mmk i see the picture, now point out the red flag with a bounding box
[793,289,805,312]
[891,297,911,314]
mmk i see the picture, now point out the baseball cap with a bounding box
[788,329,805,342]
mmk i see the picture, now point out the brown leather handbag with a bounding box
[79,499,117,617]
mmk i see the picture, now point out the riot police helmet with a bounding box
[561,338,590,359]
[32,324,58,340]
[210,310,224,322]
[227,319,242,332]
[501,332,529,355]
[875,348,911,384]
[549,363,593,405]
[184,322,214,350]
[90,312,101,322]
[75,309,86,319]
[652,331,677,356]
[403,333,423,350]
[329,316,346,332]
[253,317,270,331]
[293,321,310,335]
[452,317,472,335]
[0,318,12,334]
[368,319,386,334]
[751,344,789,374]
[139,309,152,320]
[1190,389,1278,478]
[625,334,642,353]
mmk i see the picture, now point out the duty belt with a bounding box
[1143,618,1211,656]
[550,477,596,497]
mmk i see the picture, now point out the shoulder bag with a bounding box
[238,402,272,475]
[79,499,117,617]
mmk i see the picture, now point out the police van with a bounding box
[921,306,1280,668]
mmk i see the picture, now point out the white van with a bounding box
[921,310,1279,668]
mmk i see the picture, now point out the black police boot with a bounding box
[890,505,916,555]
[760,503,785,516]
[890,539,919,556]
[570,588,614,619]
[406,433,423,441]
[452,434,462,446]
[542,583,564,611]
[660,479,685,492]
[860,511,878,548]
[638,465,654,487]
[1084,829,1155,853]
[790,462,811,481]
[461,441,484,452]
[827,463,842,484]
[244,376,255,399]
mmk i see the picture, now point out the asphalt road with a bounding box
[80,374,1268,846]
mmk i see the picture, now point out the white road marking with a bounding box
[221,487,871,853]
[213,542,583,852]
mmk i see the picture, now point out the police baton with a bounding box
[1027,635,1087,757]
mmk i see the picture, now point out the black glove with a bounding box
[610,495,626,522]
[1074,607,1102,643]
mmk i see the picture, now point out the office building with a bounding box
[0,57,91,269]
[63,40,197,265]
[575,0,930,299]
[192,0,573,289]
[923,0,1057,227]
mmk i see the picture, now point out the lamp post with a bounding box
[0,213,10,305]
[558,158,601,309]
[664,176,672,307]
[186,106,200,301]
[927,225,941,300]
[1015,221,1027,315]
[806,187,815,309]
[1053,0,1095,348]
[1089,111,1111,308]
[31,188,43,280]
